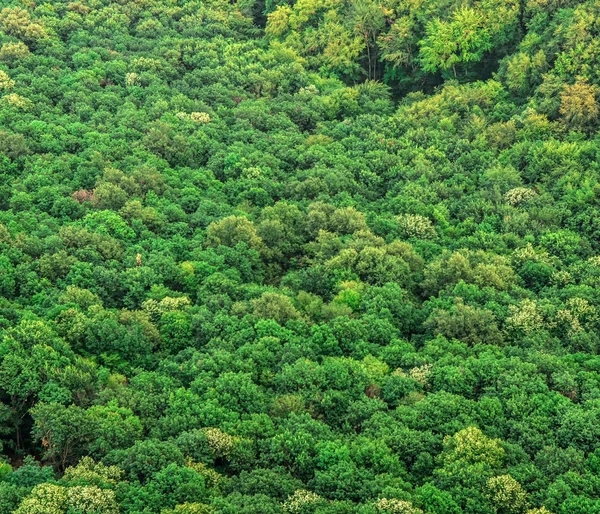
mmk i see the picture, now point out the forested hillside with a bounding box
[1,0,600,512]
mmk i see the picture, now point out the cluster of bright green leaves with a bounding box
[264,0,521,88]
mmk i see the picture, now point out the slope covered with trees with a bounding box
[1,0,600,512]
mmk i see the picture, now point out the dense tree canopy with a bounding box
[1,0,600,512]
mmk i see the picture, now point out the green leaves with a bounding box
[420,8,493,76]
[31,401,142,470]
[2,0,600,512]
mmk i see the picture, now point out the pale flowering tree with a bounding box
[374,498,424,514]
[14,483,67,514]
[0,7,46,41]
[409,364,433,387]
[203,427,236,459]
[511,243,551,265]
[396,214,436,239]
[282,489,325,513]
[504,187,537,206]
[486,475,528,514]
[166,504,213,514]
[14,483,119,514]
[0,70,15,90]
[0,41,31,63]
[2,93,33,109]
[190,112,211,123]
[555,297,598,336]
[506,299,544,334]
[67,486,119,514]
[125,72,140,86]
[176,112,211,123]
[62,456,123,486]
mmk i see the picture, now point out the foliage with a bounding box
[0,0,599,513]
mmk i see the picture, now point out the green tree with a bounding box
[206,216,263,251]
[559,79,598,132]
[420,8,492,78]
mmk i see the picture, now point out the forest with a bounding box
[1,0,600,512]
